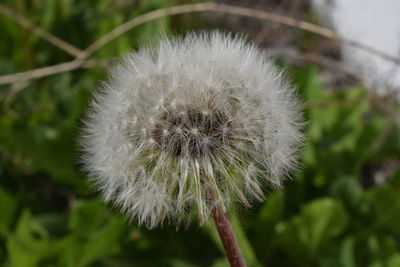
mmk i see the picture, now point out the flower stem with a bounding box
[200,169,247,267]
[211,202,247,267]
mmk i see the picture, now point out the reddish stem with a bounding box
[211,204,247,267]
[200,169,247,267]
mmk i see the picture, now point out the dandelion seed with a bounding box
[81,31,304,229]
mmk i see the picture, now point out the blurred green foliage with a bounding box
[1,0,399,266]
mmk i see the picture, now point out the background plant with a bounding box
[0,1,399,266]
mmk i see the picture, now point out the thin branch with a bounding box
[0,59,107,85]
[78,2,400,65]
[2,81,31,117]
[210,3,400,65]
[269,48,358,78]
[305,95,368,109]
[1,2,400,85]
[79,1,336,59]
[0,3,82,57]
[76,2,215,60]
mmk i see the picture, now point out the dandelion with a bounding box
[81,31,303,266]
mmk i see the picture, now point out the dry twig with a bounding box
[0,59,108,85]
[2,81,31,117]
[1,2,400,86]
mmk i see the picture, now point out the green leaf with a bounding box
[60,200,126,267]
[388,254,400,267]
[7,210,55,267]
[69,200,110,236]
[251,192,284,251]
[296,67,325,140]
[212,257,230,267]
[296,198,348,253]
[0,189,17,236]
[256,192,284,228]
[366,187,400,234]
[339,237,356,267]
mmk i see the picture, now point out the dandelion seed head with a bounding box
[81,31,304,229]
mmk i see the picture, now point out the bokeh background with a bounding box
[1,0,400,266]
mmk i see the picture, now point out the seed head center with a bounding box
[152,106,233,157]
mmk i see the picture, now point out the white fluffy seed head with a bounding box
[81,31,304,229]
